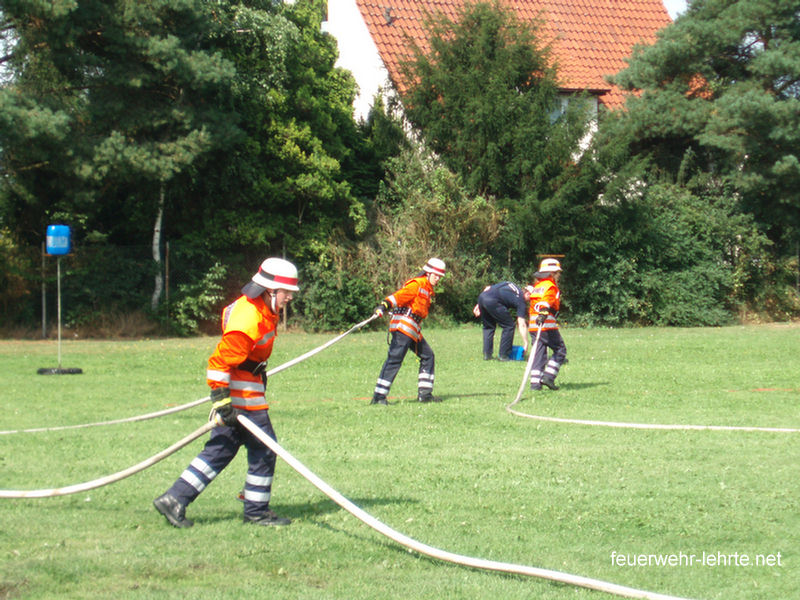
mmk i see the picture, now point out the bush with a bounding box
[566,181,771,326]
[168,262,227,336]
[296,260,375,332]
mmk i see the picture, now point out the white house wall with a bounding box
[322,0,392,121]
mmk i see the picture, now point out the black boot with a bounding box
[370,395,388,405]
[153,493,193,528]
[541,375,559,390]
[418,393,441,403]
[244,509,291,526]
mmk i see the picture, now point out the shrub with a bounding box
[168,262,227,335]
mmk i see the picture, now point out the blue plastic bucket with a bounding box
[46,225,71,256]
[510,345,525,361]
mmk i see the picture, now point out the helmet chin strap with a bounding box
[263,290,277,312]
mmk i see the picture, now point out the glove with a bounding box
[374,299,390,317]
[209,387,238,427]
[535,313,547,326]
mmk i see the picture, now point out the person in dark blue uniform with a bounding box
[472,282,531,361]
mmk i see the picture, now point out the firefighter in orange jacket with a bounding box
[370,258,446,405]
[528,258,567,390]
[153,258,299,528]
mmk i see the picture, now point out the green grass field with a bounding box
[1,324,798,599]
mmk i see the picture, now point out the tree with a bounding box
[609,0,800,252]
[399,0,590,202]
[0,0,239,309]
[169,0,373,267]
[296,141,506,330]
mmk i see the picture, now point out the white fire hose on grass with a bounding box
[0,421,215,498]
[0,312,695,599]
[0,315,380,498]
[505,324,800,432]
[237,414,693,600]
[0,314,379,437]
[510,324,542,408]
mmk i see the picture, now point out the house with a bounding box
[321,0,673,121]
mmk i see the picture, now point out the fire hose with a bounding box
[0,317,767,597]
[0,397,211,436]
[0,315,380,497]
[2,410,693,598]
[0,421,215,498]
[505,324,800,432]
[510,323,543,408]
[0,314,379,437]
[237,414,693,600]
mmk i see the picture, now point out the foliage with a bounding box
[167,262,228,336]
[609,0,800,252]
[2,0,799,329]
[172,0,374,265]
[561,174,772,326]
[298,144,506,329]
[0,228,37,325]
[399,0,590,202]
[395,0,594,303]
[0,0,389,328]
[0,0,240,248]
[57,245,155,328]
[297,260,376,332]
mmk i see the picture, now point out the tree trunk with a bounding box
[151,183,164,311]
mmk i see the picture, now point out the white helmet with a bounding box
[538,258,562,273]
[423,257,446,277]
[242,257,299,298]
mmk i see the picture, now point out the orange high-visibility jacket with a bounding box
[206,294,278,411]
[386,275,433,342]
[528,277,561,332]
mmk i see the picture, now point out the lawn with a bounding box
[1,324,798,599]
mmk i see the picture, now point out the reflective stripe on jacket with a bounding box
[206,294,278,410]
[386,275,433,342]
[528,278,560,331]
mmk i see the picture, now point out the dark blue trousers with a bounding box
[166,409,277,519]
[373,331,435,400]
[479,295,516,359]
[530,329,567,385]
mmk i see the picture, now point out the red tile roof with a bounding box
[354,0,672,109]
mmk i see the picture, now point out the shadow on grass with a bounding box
[357,392,499,404]
[189,495,411,526]
[546,381,608,391]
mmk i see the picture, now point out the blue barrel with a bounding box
[46,225,72,255]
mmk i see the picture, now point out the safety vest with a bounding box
[528,278,560,331]
[206,294,278,410]
[386,275,433,342]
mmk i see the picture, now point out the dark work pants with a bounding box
[373,331,435,400]
[530,328,567,385]
[166,408,277,519]
[479,295,516,359]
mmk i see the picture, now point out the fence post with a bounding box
[41,242,47,339]
[165,240,170,314]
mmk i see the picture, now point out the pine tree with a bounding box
[609,0,800,250]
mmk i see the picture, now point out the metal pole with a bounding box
[165,240,170,311]
[57,257,62,369]
[41,242,47,339]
